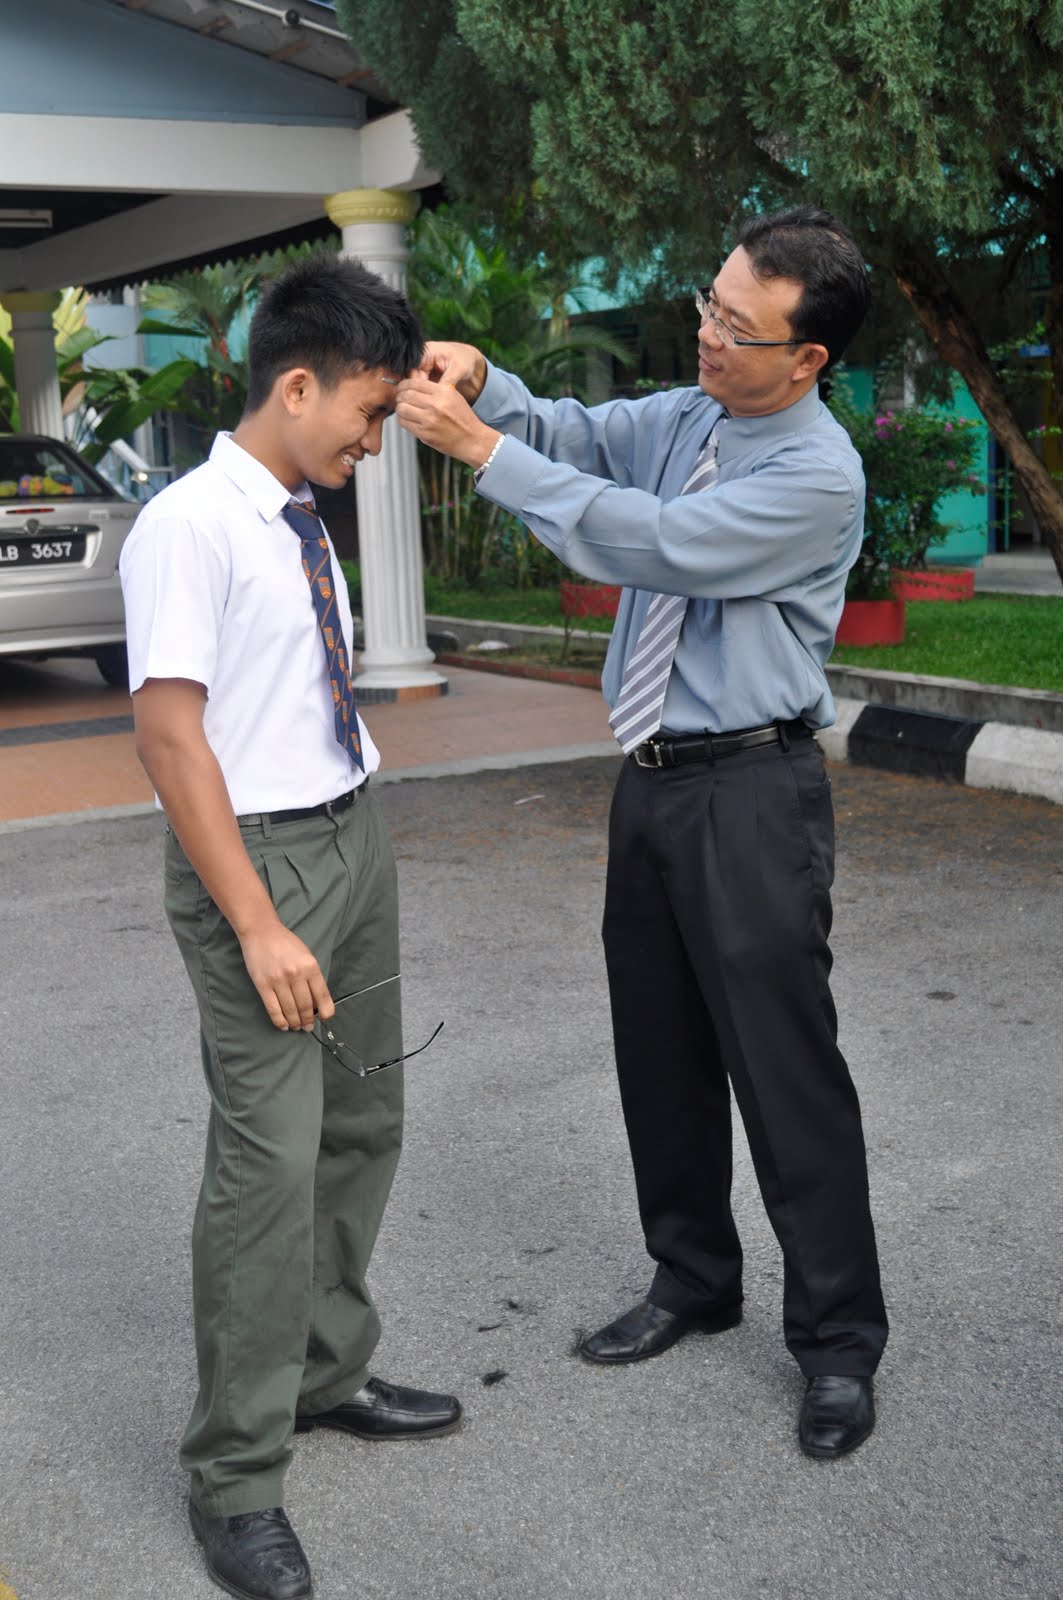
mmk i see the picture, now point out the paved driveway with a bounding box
[1,760,1060,1600]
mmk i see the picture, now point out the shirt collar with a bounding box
[717,385,822,461]
[209,432,305,524]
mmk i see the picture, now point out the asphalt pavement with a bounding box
[1,758,1061,1600]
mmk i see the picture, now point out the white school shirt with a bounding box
[119,432,380,815]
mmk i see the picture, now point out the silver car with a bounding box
[0,434,139,686]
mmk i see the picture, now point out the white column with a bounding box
[126,287,156,470]
[3,292,64,439]
[324,187,446,701]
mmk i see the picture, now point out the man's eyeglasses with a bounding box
[695,288,804,349]
[309,974,444,1078]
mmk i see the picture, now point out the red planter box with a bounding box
[560,580,621,621]
[890,566,975,602]
[836,598,906,646]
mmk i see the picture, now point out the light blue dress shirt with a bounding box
[472,365,866,732]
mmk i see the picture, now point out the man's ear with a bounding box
[278,368,314,417]
[793,344,829,384]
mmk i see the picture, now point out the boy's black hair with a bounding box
[245,252,424,411]
[736,206,870,369]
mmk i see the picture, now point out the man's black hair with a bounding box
[735,206,870,368]
[245,252,424,412]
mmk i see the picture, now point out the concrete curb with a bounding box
[434,650,602,689]
[823,697,1063,805]
[824,662,1063,733]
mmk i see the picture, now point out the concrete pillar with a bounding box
[324,187,446,702]
[3,292,64,439]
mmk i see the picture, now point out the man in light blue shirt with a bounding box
[398,206,888,1459]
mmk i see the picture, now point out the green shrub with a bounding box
[830,394,983,599]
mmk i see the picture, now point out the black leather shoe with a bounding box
[578,1296,742,1364]
[189,1501,312,1600]
[798,1375,875,1458]
[294,1375,462,1440]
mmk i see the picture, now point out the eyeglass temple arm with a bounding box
[363,1020,445,1075]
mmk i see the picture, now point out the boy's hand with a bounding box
[238,921,335,1032]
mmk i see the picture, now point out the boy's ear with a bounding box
[278,367,314,416]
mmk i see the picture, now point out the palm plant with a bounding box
[407,207,630,585]
[140,262,264,436]
[0,287,197,462]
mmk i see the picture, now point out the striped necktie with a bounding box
[282,498,364,773]
[608,415,727,755]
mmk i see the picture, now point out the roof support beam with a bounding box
[0,109,437,291]
[0,114,363,197]
[0,194,328,293]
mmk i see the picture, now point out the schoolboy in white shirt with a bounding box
[121,254,461,1600]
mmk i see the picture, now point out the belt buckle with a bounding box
[325,787,356,817]
[633,739,664,769]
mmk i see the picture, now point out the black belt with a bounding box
[237,782,366,828]
[631,719,811,769]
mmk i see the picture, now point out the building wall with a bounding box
[5,0,365,126]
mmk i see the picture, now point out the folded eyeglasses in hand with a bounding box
[310,973,443,1077]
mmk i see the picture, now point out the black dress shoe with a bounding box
[294,1375,462,1440]
[189,1501,312,1600]
[578,1296,742,1364]
[798,1375,875,1458]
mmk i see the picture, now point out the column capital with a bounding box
[324,188,419,229]
[2,291,62,316]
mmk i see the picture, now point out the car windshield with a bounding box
[0,439,115,501]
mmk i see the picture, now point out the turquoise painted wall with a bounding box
[928,383,990,565]
[837,365,874,411]
[143,306,249,373]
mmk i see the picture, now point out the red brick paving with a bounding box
[0,655,612,824]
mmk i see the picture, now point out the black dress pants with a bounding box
[602,734,888,1377]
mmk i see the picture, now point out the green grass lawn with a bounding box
[422,576,615,632]
[830,595,1063,693]
[342,561,1063,693]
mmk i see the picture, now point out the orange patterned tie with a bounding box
[282,498,364,772]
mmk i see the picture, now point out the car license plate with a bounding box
[0,534,88,567]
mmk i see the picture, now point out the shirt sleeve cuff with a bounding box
[472,361,511,423]
[472,434,548,512]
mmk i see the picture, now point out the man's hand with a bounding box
[420,341,487,403]
[397,371,501,469]
[238,921,335,1032]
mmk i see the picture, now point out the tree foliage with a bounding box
[141,262,263,436]
[337,0,1063,581]
[407,207,629,585]
[407,207,628,390]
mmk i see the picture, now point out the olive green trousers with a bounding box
[163,788,403,1518]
